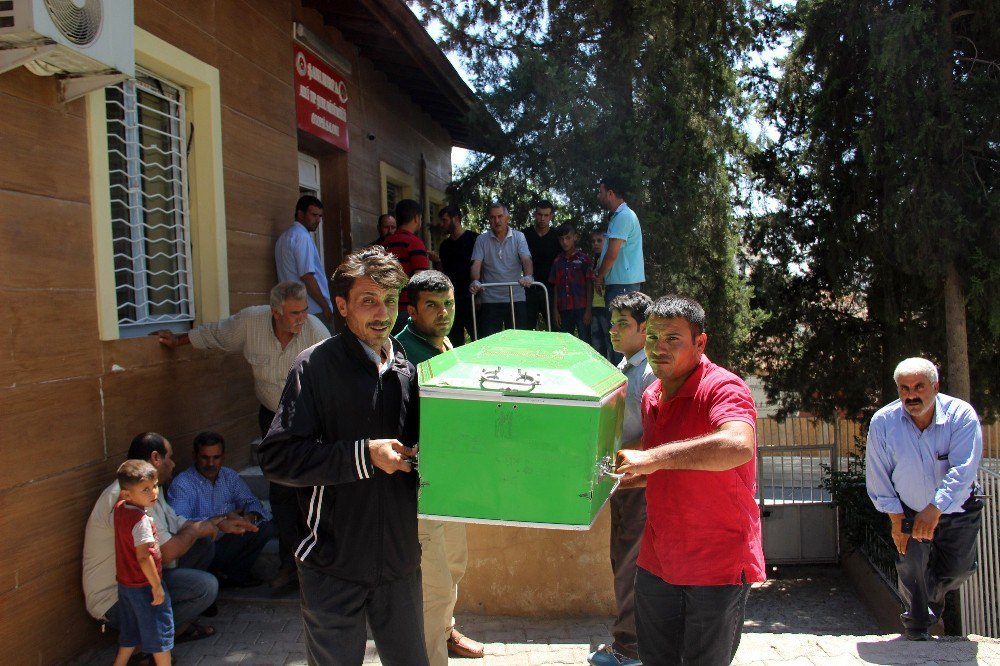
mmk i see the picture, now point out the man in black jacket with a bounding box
[259,246,427,666]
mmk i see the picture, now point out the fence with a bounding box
[960,466,1000,638]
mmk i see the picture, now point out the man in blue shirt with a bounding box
[275,195,334,329]
[594,176,644,302]
[866,357,983,641]
[169,432,275,587]
[594,177,644,362]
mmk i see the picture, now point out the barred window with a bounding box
[105,70,195,336]
[385,180,403,217]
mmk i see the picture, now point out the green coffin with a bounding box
[415,330,627,529]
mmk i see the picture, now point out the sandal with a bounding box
[175,622,216,644]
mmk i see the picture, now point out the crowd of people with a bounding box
[82,176,985,666]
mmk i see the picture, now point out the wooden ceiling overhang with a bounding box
[304,0,496,151]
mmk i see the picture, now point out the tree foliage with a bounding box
[746,0,1000,419]
[414,0,769,369]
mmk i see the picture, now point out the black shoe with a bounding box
[903,629,931,641]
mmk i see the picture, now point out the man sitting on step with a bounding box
[168,431,275,587]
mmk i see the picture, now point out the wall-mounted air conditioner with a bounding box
[0,0,134,100]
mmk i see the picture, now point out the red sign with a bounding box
[293,44,349,151]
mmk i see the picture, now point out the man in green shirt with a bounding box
[395,271,485,664]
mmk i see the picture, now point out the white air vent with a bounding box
[0,0,134,100]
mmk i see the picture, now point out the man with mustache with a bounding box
[396,270,485,663]
[259,246,426,665]
[156,281,330,591]
[866,357,984,641]
[616,295,763,666]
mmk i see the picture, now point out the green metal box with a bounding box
[416,330,627,529]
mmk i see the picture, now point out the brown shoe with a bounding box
[447,628,484,658]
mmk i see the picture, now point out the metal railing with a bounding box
[960,466,1000,638]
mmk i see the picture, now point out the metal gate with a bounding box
[756,418,843,564]
[959,464,1000,638]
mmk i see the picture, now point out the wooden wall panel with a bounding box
[222,107,299,186]
[135,2,218,67]
[0,191,94,290]
[0,64,81,111]
[0,379,105,491]
[218,43,296,137]
[0,91,89,203]
[0,460,116,596]
[215,0,293,85]
[0,557,105,664]
[101,356,257,457]
[228,292,271,315]
[227,229,281,295]
[224,167,296,237]
[0,289,101,385]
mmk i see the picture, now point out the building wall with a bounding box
[0,1,454,662]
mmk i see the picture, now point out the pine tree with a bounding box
[415,0,766,368]
[747,0,999,418]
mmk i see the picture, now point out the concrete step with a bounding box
[240,465,268,500]
[248,437,262,466]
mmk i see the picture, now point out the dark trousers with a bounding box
[477,301,528,339]
[897,496,983,631]
[211,521,274,584]
[451,300,475,347]
[297,564,429,666]
[590,306,612,360]
[635,567,750,666]
[260,405,302,569]
[610,488,646,658]
[558,308,589,339]
[524,283,553,330]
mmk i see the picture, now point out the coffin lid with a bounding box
[417,330,626,401]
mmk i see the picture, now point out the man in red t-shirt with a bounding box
[381,198,430,334]
[617,295,763,666]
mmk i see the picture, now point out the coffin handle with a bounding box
[597,455,625,481]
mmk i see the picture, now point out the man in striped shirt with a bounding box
[381,198,431,333]
[156,281,329,590]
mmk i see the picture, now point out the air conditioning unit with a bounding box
[0,0,134,100]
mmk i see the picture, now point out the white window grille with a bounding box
[105,70,195,336]
[386,180,403,216]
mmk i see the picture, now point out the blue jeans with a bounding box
[604,283,642,305]
[106,566,218,630]
[590,306,612,360]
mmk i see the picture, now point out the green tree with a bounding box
[746,0,1000,419]
[416,0,767,368]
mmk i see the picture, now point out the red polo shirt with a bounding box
[637,355,765,586]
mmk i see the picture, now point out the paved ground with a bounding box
[78,565,1000,665]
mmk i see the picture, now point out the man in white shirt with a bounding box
[275,195,334,328]
[156,281,329,590]
[470,202,534,337]
[590,292,657,666]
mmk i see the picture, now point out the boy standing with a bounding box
[548,224,593,339]
[113,460,173,666]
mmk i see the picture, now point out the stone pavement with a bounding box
[78,566,1000,664]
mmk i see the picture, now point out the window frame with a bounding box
[379,161,414,216]
[87,28,228,340]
